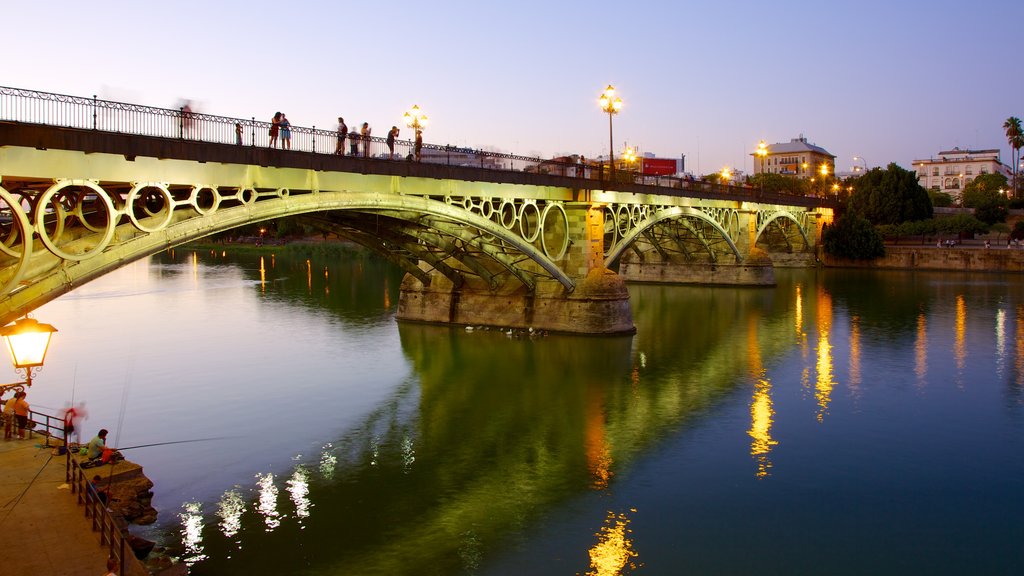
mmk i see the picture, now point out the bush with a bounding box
[822,213,885,260]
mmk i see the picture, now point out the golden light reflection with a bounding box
[585,389,613,490]
[996,308,1006,377]
[794,284,807,347]
[815,287,835,423]
[217,489,245,539]
[383,277,391,309]
[191,251,199,285]
[746,315,777,478]
[1016,305,1024,389]
[915,313,928,387]
[306,259,312,293]
[286,466,311,520]
[179,501,208,565]
[255,472,281,531]
[848,314,861,395]
[584,509,640,576]
[955,295,967,375]
[749,377,777,479]
[259,256,267,294]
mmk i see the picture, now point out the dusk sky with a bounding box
[7,1,1023,176]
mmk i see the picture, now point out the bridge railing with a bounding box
[0,85,831,206]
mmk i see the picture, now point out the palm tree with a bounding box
[1004,117,1023,198]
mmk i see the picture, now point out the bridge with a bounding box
[0,86,834,334]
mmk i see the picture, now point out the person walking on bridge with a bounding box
[361,122,372,157]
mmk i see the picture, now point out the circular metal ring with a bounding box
[126,182,174,233]
[540,202,569,261]
[518,202,541,243]
[0,186,33,296]
[190,186,220,216]
[498,200,517,229]
[35,180,116,262]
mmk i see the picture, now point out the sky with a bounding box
[5,0,1023,176]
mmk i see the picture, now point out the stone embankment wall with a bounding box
[822,245,1024,272]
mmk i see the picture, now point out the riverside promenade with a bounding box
[0,434,139,575]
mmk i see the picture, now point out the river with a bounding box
[22,245,1024,575]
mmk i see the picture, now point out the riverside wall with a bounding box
[822,245,1024,273]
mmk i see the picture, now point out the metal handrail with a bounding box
[0,85,832,205]
[69,455,129,574]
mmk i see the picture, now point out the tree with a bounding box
[1004,117,1023,197]
[962,173,1010,224]
[847,163,933,225]
[822,212,885,260]
[927,189,953,207]
[746,173,810,196]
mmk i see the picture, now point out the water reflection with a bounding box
[814,286,835,422]
[255,472,280,531]
[216,490,245,540]
[286,467,311,521]
[915,313,928,387]
[584,509,639,576]
[179,501,207,565]
[746,315,776,479]
[955,294,967,379]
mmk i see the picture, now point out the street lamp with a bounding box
[0,317,57,390]
[403,104,428,132]
[755,140,768,193]
[598,85,623,180]
[720,167,732,185]
[852,156,868,174]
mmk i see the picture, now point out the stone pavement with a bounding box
[0,432,144,576]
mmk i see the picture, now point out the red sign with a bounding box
[641,158,678,176]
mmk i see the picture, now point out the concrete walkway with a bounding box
[0,433,122,575]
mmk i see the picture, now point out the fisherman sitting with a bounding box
[82,428,108,467]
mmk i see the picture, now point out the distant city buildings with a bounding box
[752,135,835,180]
[912,147,1012,201]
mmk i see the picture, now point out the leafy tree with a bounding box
[1013,221,1024,241]
[934,213,988,235]
[962,173,1009,224]
[822,212,885,260]
[848,163,933,225]
[927,190,953,207]
[990,222,1011,242]
[746,173,810,196]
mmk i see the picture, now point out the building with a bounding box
[752,135,835,179]
[912,147,1012,201]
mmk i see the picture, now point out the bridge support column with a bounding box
[396,203,635,335]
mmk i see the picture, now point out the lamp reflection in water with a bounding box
[179,501,208,566]
[915,313,928,387]
[1016,305,1024,388]
[746,316,777,479]
[286,466,311,520]
[996,308,1007,378]
[848,314,862,396]
[814,286,835,423]
[955,295,967,380]
[584,509,639,576]
[585,387,612,490]
[217,489,245,540]
[256,472,281,531]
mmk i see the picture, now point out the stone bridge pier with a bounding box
[397,203,637,335]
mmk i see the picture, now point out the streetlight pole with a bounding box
[599,85,623,181]
[403,105,428,162]
[756,140,768,194]
[852,156,868,174]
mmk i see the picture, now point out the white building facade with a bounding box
[912,147,1012,201]
[752,135,835,180]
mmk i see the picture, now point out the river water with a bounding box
[22,246,1024,575]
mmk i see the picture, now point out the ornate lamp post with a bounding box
[403,104,428,133]
[598,85,623,180]
[0,317,57,392]
[720,167,732,186]
[756,140,768,193]
[404,105,428,162]
[622,145,637,178]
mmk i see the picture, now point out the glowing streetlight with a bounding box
[403,104,428,132]
[721,167,732,184]
[852,156,868,173]
[598,85,623,179]
[755,140,768,193]
[0,317,58,389]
